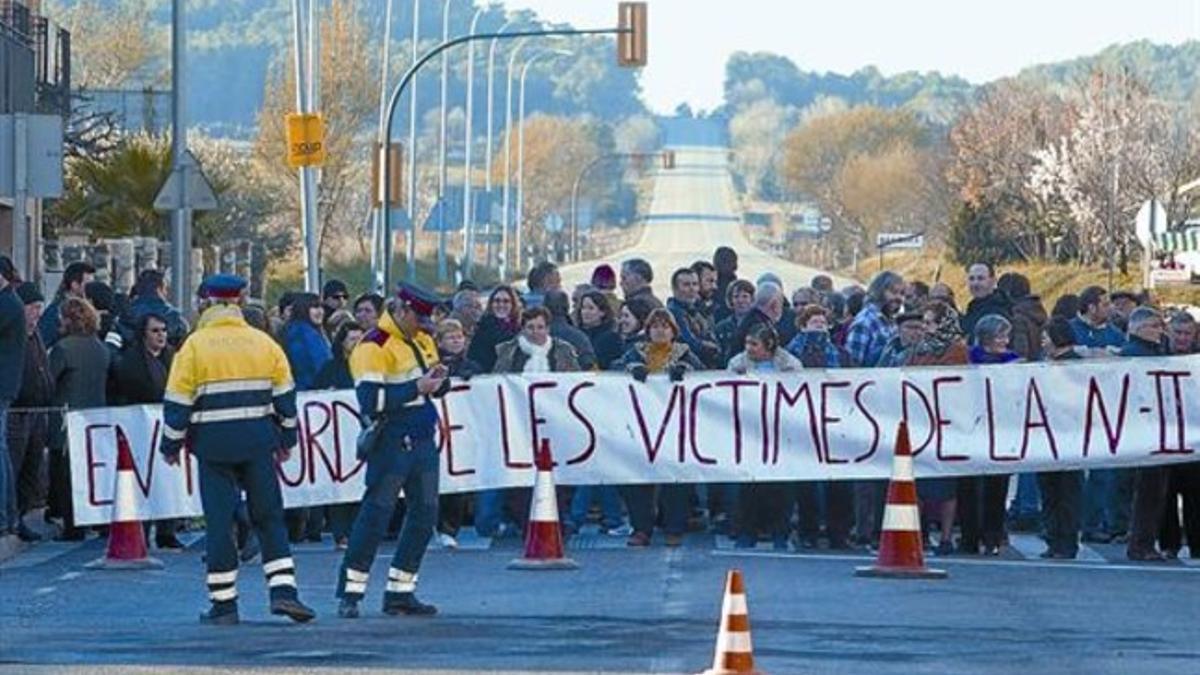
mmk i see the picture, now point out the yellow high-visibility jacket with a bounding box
[349,309,441,440]
[162,305,297,463]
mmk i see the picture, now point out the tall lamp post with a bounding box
[482,20,513,270]
[404,0,421,283]
[370,0,395,293]
[516,49,572,275]
[458,7,488,280]
[434,0,461,284]
[499,38,529,281]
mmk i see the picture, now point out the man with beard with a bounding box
[844,271,905,550]
[712,247,739,323]
[691,260,719,318]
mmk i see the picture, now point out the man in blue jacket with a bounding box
[1071,285,1132,545]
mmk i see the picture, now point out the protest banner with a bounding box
[68,356,1198,526]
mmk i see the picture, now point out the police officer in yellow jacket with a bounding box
[161,274,315,625]
[337,283,448,618]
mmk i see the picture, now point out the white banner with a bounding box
[68,356,1200,526]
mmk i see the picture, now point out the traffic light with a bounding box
[617,2,647,67]
[371,142,405,207]
[661,150,675,170]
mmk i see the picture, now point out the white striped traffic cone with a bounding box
[698,569,762,675]
[86,428,163,570]
[854,422,946,579]
[507,439,578,570]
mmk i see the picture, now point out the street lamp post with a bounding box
[483,21,513,270]
[499,38,529,281]
[516,49,571,275]
[404,0,421,283]
[459,8,487,280]
[370,0,395,292]
[435,0,459,284]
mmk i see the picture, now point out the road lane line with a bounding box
[33,586,56,595]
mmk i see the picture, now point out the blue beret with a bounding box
[199,274,247,299]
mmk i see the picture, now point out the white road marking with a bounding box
[56,571,82,582]
[33,586,56,595]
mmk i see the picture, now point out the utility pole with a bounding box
[405,0,421,284]
[500,39,528,281]
[460,8,486,280]
[291,0,320,292]
[371,0,395,293]
[169,0,191,310]
[484,22,512,270]
[436,0,455,284]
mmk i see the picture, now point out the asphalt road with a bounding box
[559,146,857,298]
[2,531,1197,674]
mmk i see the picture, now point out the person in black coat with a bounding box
[545,290,597,370]
[574,291,624,370]
[111,312,181,549]
[467,285,522,373]
[1121,308,1175,562]
[315,321,366,550]
[960,263,1012,342]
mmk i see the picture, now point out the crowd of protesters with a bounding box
[1,246,1197,563]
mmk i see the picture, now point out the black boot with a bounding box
[382,592,437,616]
[270,596,316,623]
[337,598,360,619]
[199,602,239,626]
[16,523,42,543]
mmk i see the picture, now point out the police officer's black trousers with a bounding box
[337,437,439,601]
[199,453,298,608]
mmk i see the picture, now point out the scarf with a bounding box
[912,307,965,358]
[518,334,552,373]
[645,342,674,373]
[969,345,1020,364]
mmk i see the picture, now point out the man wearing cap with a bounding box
[337,283,448,619]
[161,274,315,625]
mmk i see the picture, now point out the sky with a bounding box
[505,0,1200,113]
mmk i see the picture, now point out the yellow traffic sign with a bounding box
[285,112,326,168]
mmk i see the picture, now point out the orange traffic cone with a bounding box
[86,428,163,570]
[698,569,762,675]
[855,422,946,579]
[508,439,578,570]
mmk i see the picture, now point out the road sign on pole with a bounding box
[876,232,925,250]
[153,149,218,212]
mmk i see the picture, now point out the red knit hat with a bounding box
[591,264,616,290]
